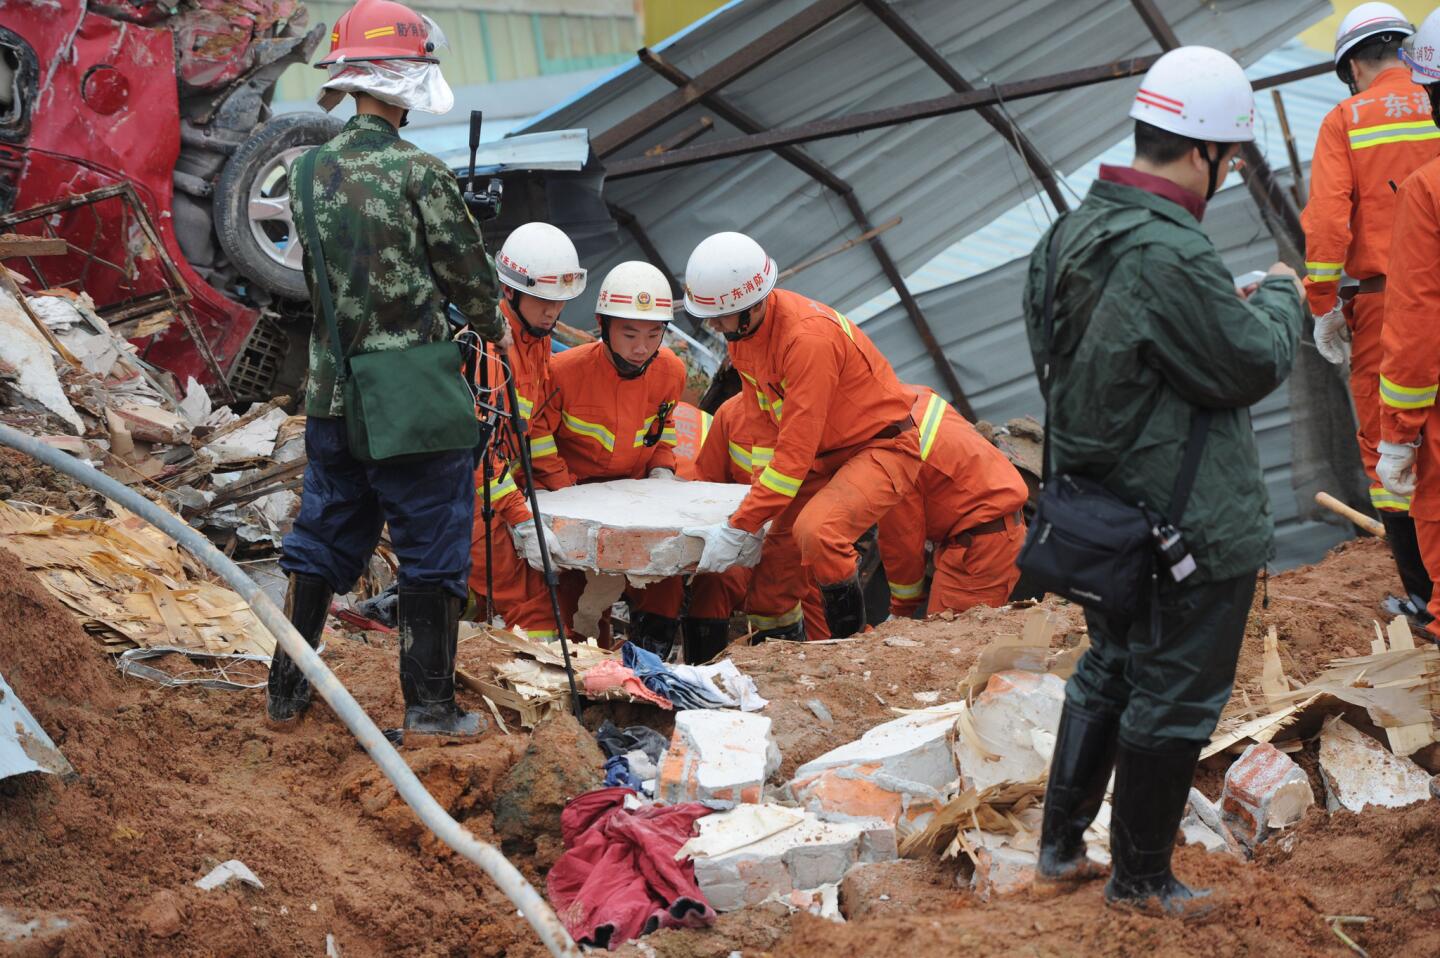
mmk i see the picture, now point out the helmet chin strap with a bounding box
[600,317,666,379]
[1428,83,1440,127]
[1202,143,1224,201]
[507,290,554,339]
[722,303,761,342]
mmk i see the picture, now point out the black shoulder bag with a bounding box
[1015,221,1212,620]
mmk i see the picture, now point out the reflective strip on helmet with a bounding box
[530,433,558,458]
[1379,375,1438,409]
[888,578,925,600]
[363,25,397,39]
[1370,486,1412,511]
[757,464,802,498]
[1348,120,1440,150]
[562,412,616,451]
[748,604,803,630]
[752,445,775,468]
[918,393,946,461]
[1305,261,1344,281]
[1135,86,1185,115]
[728,441,753,472]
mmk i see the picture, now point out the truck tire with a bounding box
[213,112,342,300]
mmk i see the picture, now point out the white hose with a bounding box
[0,424,579,957]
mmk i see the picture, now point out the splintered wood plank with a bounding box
[0,234,67,258]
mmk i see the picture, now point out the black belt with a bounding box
[1340,275,1385,299]
[948,509,1023,548]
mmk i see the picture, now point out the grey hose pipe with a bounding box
[0,424,579,957]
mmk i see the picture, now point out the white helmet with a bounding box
[1336,3,1413,81]
[1129,46,1254,143]
[596,261,674,322]
[1402,9,1440,84]
[683,231,778,318]
[495,222,586,302]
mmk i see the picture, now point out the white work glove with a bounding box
[1312,307,1350,365]
[1377,439,1421,497]
[511,519,562,571]
[648,467,679,480]
[683,522,763,574]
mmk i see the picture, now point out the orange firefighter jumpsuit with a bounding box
[1380,156,1440,636]
[686,393,830,640]
[1304,66,1440,514]
[877,387,1029,617]
[726,288,922,627]
[538,341,687,636]
[467,301,565,639]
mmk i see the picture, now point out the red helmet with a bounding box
[316,0,437,67]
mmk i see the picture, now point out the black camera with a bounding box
[1152,521,1196,582]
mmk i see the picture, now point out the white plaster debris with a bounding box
[195,859,264,891]
[1318,717,1433,813]
[533,479,750,577]
[0,288,83,432]
[206,406,286,464]
[658,710,781,808]
[686,805,894,912]
[954,671,1066,792]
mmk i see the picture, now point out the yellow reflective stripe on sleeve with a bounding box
[772,398,784,421]
[728,441,753,472]
[751,445,775,468]
[477,467,518,501]
[917,393,946,461]
[888,578,925,600]
[739,371,758,385]
[757,464,802,497]
[700,411,712,444]
[561,412,616,451]
[1304,261,1343,281]
[748,604,803,630]
[515,392,535,420]
[527,629,559,640]
[1370,487,1412,511]
[660,427,678,446]
[530,433,558,458]
[633,416,657,447]
[828,308,857,342]
[1348,120,1440,150]
[1379,375,1439,410]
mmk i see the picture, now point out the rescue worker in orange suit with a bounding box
[684,393,830,660]
[878,386,1029,617]
[1377,7,1440,641]
[680,232,922,639]
[467,223,582,640]
[1305,3,1439,623]
[536,260,688,655]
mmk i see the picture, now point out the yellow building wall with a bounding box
[1299,1,1435,53]
[644,0,728,47]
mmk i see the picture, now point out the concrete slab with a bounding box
[1319,717,1433,813]
[658,709,780,808]
[784,703,962,837]
[532,479,750,578]
[1221,743,1313,845]
[954,671,1066,792]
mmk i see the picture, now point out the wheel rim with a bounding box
[246,145,310,272]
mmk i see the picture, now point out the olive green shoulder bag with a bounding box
[294,148,477,463]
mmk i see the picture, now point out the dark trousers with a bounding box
[280,418,474,599]
[1068,571,1257,750]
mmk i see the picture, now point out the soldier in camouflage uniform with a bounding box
[271,0,509,743]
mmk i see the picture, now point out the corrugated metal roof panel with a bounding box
[516,0,1328,326]
[861,163,1350,570]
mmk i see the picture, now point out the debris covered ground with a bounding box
[4,528,1439,957]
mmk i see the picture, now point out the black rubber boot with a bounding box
[629,611,680,662]
[1105,738,1213,919]
[819,574,866,638]
[266,573,332,725]
[1380,511,1434,627]
[399,587,485,746]
[681,617,731,664]
[1036,700,1120,886]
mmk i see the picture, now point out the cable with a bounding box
[0,422,579,958]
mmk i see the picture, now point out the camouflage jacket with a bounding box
[293,114,501,417]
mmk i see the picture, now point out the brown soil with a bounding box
[0,448,93,512]
[1,530,1430,958]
